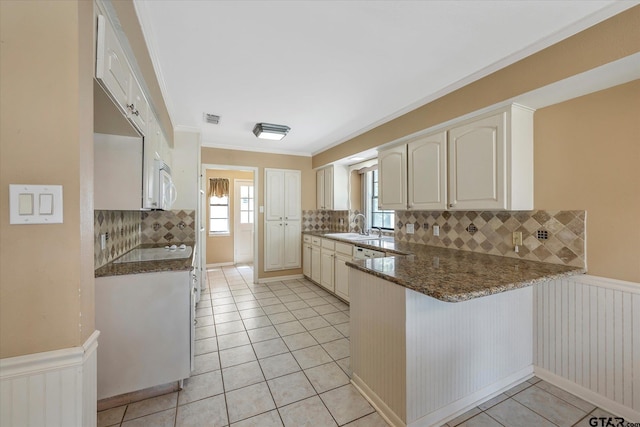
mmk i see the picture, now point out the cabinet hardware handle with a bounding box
[194,319,198,325]
[449,203,454,208]
[280,223,283,226]
[126,103,134,111]
[132,109,140,116]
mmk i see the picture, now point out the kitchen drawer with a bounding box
[303,235,311,243]
[335,242,353,256]
[311,236,322,246]
[321,238,335,250]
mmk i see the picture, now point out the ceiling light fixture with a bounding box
[253,123,291,141]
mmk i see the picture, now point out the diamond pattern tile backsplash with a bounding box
[94,210,141,269]
[394,210,586,268]
[94,210,196,269]
[140,210,196,244]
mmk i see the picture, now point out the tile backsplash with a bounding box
[94,210,140,269]
[394,210,586,268]
[94,209,196,269]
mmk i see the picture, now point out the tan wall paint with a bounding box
[206,169,254,265]
[535,81,640,283]
[313,6,640,168]
[0,1,95,358]
[201,148,313,279]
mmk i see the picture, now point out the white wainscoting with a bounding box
[533,275,640,421]
[0,331,100,427]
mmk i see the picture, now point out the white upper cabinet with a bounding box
[378,104,533,212]
[265,170,285,221]
[378,145,407,210]
[127,76,149,134]
[408,131,447,210]
[316,165,348,210]
[448,105,533,210]
[95,15,130,115]
[284,171,301,220]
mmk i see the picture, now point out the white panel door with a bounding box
[234,180,254,264]
[284,170,301,221]
[449,113,506,210]
[378,145,407,210]
[265,169,284,221]
[408,132,447,210]
[264,221,284,271]
[283,221,301,269]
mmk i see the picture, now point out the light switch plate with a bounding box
[9,184,63,224]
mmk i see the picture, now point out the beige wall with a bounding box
[535,81,640,283]
[0,1,95,358]
[313,6,640,168]
[206,169,254,265]
[201,148,314,279]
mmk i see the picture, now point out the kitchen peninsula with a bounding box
[347,243,584,427]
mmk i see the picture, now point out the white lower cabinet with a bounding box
[320,239,335,292]
[302,236,312,278]
[303,235,352,302]
[334,241,353,302]
[311,238,321,284]
[96,271,192,400]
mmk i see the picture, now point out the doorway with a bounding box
[233,179,254,264]
[200,164,259,284]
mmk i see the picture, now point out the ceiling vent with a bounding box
[203,113,220,125]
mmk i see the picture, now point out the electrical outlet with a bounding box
[406,224,414,234]
[512,231,523,246]
[100,234,107,250]
[433,225,440,237]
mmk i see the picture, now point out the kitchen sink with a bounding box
[324,233,394,242]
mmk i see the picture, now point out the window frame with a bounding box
[363,168,395,231]
[209,194,230,235]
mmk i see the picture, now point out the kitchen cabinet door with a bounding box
[334,253,350,302]
[311,245,321,283]
[143,114,161,209]
[302,242,312,278]
[283,221,301,269]
[408,131,447,210]
[320,246,335,292]
[128,76,149,134]
[265,169,285,221]
[449,112,506,210]
[316,168,326,209]
[284,171,301,221]
[96,15,131,115]
[378,145,407,210]
[264,221,285,271]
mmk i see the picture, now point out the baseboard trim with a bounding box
[206,262,234,268]
[534,367,640,422]
[97,381,180,412]
[257,274,304,283]
[351,373,405,427]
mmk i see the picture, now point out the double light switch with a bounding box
[9,184,63,224]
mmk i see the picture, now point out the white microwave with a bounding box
[156,160,177,210]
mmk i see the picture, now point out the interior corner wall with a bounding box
[534,80,640,283]
[0,0,95,358]
[201,148,314,279]
[205,169,254,265]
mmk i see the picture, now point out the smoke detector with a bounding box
[203,113,220,125]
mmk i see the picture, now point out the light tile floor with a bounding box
[98,264,622,427]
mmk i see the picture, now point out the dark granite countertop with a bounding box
[95,242,195,278]
[303,231,585,302]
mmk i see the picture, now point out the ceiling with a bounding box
[133,0,629,157]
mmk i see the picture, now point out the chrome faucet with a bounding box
[373,227,382,238]
[353,213,368,235]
